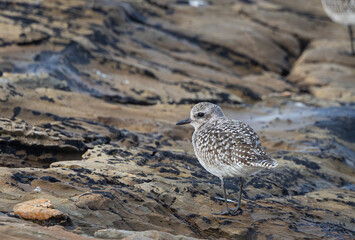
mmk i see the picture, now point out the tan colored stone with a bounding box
[13,199,65,221]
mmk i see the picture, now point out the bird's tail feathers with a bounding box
[251,158,278,169]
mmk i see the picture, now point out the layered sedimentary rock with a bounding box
[0,0,354,239]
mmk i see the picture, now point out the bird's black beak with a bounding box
[176,117,191,125]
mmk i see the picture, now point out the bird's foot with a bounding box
[214,207,243,216]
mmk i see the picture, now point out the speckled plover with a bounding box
[176,102,277,215]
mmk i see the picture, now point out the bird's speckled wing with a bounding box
[193,118,277,169]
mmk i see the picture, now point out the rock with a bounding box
[75,192,115,211]
[14,198,61,220]
[94,229,199,240]
[0,0,304,105]
[0,0,354,239]
[240,0,347,41]
[0,72,69,90]
[288,40,355,102]
[13,198,71,226]
[0,215,98,240]
[0,117,87,168]
[0,61,15,73]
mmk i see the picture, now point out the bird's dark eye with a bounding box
[197,112,205,117]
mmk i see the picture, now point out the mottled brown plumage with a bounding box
[193,118,276,172]
[176,102,277,215]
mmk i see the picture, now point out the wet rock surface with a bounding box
[0,0,354,239]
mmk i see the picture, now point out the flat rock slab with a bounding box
[13,198,71,226]
[13,198,63,220]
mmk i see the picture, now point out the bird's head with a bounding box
[176,102,226,129]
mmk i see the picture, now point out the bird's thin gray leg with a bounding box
[348,25,355,55]
[237,177,243,210]
[222,178,229,212]
[214,177,241,216]
[228,177,243,214]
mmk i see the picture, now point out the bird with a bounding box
[176,102,277,215]
[321,0,355,55]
